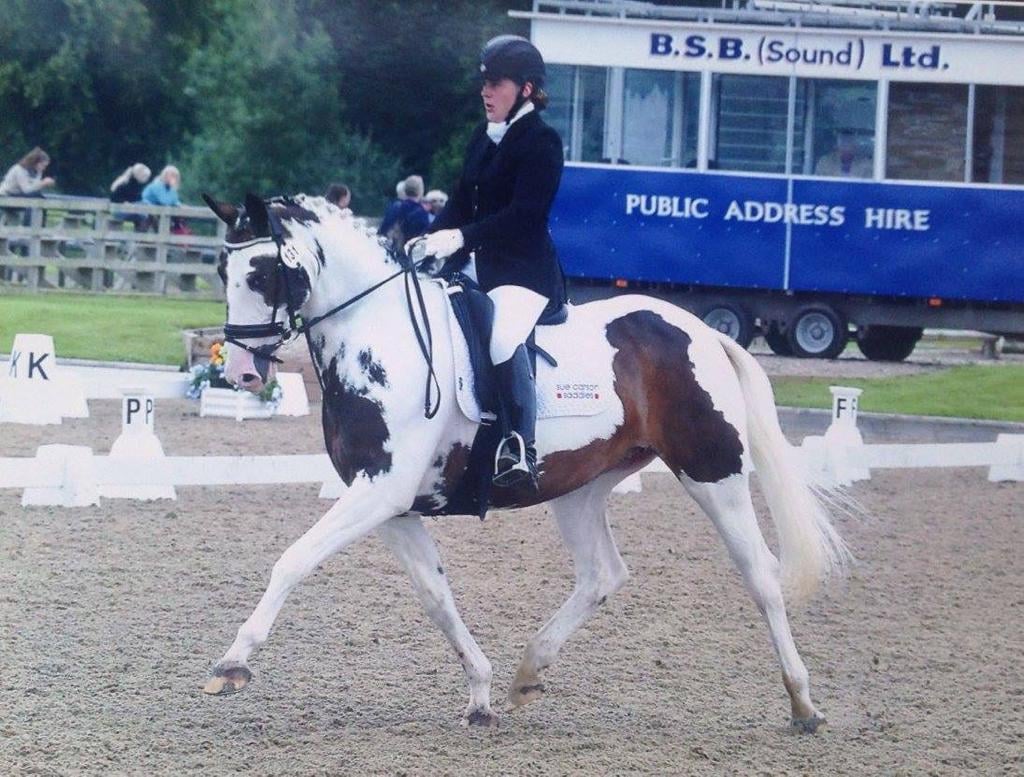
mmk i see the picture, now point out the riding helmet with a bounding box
[479,35,545,88]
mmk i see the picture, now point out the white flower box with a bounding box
[199,387,276,421]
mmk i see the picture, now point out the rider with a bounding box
[415,34,566,489]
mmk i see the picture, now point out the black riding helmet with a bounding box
[479,35,545,89]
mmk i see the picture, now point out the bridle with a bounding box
[223,209,440,418]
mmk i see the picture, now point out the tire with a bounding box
[856,325,923,362]
[701,303,754,349]
[763,323,793,356]
[787,305,849,359]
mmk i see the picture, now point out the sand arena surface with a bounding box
[1,400,1021,775]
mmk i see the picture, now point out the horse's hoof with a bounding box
[508,681,545,709]
[202,662,253,695]
[463,707,499,728]
[791,714,826,734]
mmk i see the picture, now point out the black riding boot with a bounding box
[493,344,539,489]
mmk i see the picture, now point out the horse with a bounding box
[199,192,850,732]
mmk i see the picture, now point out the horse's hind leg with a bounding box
[679,473,824,732]
[509,472,628,709]
[376,514,497,727]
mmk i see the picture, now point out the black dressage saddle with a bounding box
[442,273,565,517]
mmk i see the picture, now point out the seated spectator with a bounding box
[815,130,872,179]
[110,163,152,229]
[142,165,182,206]
[378,175,429,246]
[325,183,352,212]
[423,189,448,223]
[0,147,56,197]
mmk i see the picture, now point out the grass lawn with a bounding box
[2,292,1021,422]
[0,292,224,366]
[771,365,1024,423]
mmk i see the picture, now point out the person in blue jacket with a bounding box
[416,35,566,489]
[142,166,182,206]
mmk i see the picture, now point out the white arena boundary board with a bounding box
[0,436,1021,507]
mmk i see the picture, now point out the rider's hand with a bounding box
[422,229,464,260]
[403,235,426,258]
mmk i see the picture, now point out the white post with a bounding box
[1,333,64,424]
[989,434,1024,482]
[823,385,870,482]
[22,444,99,507]
[100,388,176,500]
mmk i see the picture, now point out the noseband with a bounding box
[223,213,440,417]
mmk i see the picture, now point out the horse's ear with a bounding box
[244,192,270,237]
[202,193,238,226]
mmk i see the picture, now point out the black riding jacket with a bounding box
[431,110,566,305]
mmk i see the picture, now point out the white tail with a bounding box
[716,334,852,601]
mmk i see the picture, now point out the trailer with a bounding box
[514,0,1024,359]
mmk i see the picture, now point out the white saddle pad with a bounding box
[445,296,615,424]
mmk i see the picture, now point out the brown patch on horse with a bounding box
[245,255,311,311]
[321,358,392,485]
[490,310,742,508]
[412,442,471,512]
[605,310,743,482]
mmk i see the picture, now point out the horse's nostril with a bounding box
[241,373,259,384]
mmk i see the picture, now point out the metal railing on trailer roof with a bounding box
[526,0,1024,35]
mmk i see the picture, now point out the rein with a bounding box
[224,221,441,419]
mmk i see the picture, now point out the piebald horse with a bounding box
[201,193,849,731]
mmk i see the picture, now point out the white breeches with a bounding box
[487,284,549,364]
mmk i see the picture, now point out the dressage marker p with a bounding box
[200,193,850,731]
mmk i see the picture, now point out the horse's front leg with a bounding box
[202,477,412,695]
[377,514,497,727]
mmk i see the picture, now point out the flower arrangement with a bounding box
[187,342,281,405]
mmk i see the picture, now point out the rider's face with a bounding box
[481,77,530,123]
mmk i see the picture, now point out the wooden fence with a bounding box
[0,196,227,298]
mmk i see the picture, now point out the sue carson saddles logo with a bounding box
[555,383,600,401]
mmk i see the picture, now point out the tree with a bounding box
[180,0,401,211]
[311,0,531,191]
[0,0,190,194]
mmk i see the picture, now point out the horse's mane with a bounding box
[270,194,401,272]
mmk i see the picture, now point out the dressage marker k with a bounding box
[200,193,850,731]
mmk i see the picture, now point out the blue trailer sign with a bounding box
[514,1,1024,358]
[552,167,1024,303]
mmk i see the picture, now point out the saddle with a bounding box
[441,273,566,518]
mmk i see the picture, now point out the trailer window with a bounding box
[620,69,699,167]
[886,82,968,182]
[546,63,608,163]
[714,74,802,174]
[804,79,876,179]
[973,85,1024,185]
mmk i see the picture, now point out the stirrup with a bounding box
[493,432,537,488]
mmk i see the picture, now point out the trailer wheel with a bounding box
[763,323,793,356]
[701,303,754,349]
[856,325,923,362]
[787,306,849,359]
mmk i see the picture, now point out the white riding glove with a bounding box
[421,229,464,260]
[403,235,428,260]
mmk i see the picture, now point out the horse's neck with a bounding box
[304,223,400,320]
[302,223,419,372]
